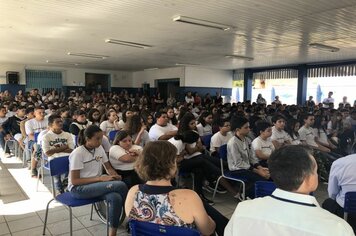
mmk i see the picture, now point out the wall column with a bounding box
[243,69,253,101]
[297,64,308,105]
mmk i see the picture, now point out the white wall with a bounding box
[132,67,185,88]
[184,67,233,88]
[0,64,132,87]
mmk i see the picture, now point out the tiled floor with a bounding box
[0,153,329,236]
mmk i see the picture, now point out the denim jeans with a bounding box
[70,180,128,228]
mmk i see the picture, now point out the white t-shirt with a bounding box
[101,135,112,153]
[109,144,142,171]
[25,118,48,135]
[196,123,212,137]
[100,120,116,136]
[132,130,150,147]
[323,97,335,108]
[210,131,233,153]
[148,123,178,141]
[298,126,318,147]
[118,120,125,130]
[68,145,108,191]
[313,128,328,146]
[271,126,292,145]
[251,136,275,160]
[0,116,8,126]
[42,130,75,160]
[168,137,185,155]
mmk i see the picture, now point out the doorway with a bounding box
[156,78,180,100]
[85,73,110,93]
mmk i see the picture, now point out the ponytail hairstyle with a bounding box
[77,125,102,146]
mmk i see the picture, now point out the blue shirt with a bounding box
[328,154,356,208]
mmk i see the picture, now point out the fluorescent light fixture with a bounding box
[67,52,108,59]
[225,55,254,61]
[172,15,233,31]
[175,63,200,66]
[46,60,80,66]
[105,39,152,49]
[309,43,339,52]
[144,68,159,71]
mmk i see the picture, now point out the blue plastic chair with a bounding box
[255,181,276,198]
[42,156,109,236]
[344,192,356,221]
[129,220,200,236]
[201,134,213,151]
[213,144,246,200]
[108,130,119,143]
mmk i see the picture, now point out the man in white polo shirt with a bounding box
[225,145,354,236]
[148,111,177,141]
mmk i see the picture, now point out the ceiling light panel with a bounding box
[172,15,234,31]
[67,52,108,59]
[225,55,254,61]
[105,39,152,49]
[309,43,340,52]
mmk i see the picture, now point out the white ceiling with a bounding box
[1,0,356,71]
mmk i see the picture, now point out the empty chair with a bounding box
[108,130,118,143]
[344,191,356,221]
[255,181,277,198]
[201,134,213,151]
[129,220,200,236]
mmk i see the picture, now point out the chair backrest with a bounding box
[344,192,356,214]
[109,130,118,143]
[218,144,228,161]
[129,220,200,236]
[201,134,213,150]
[49,156,70,176]
[255,181,277,198]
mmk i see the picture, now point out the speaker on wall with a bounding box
[6,71,19,84]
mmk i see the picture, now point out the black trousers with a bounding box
[203,200,228,236]
[115,169,143,189]
[179,154,221,195]
[322,198,356,233]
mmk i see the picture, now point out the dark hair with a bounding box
[122,109,133,122]
[175,130,200,144]
[88,108,101,123]
[178,112,196,134]
[285,118,300,140]
[165,106,178,125]
[74,109,86,116]
[198,111,212,127]
[77,125,102,146]
[135,141,177,181]
[301,113,314,124]
[48,114,61,126]
[218,118,229,127]
[154,111,165,119]
[26,107,34,114]
[113,130,130,145]
[230,116,249,132]
[124,114,142,136]
[268,145,315,191]
[271,113,286,124]
[255,121,272,135]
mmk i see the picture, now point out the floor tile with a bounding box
[4,212,37,222]
[37,208,71,224]
[87,223,107,236]
[72,205,92,217]
[11,226,51,236]
[47,218,84,235]
[0,216,5,223]
[58,228,92,236]
[7,215,43,232]
[0,223,10,235]
[76,214,103,228]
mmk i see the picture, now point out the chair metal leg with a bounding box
[344,212,348,221]
[69,207,73,236]
[90,204,94,220]
[106,201,109,236]
[213,176,223,200]
[191,174,195,191]
[43,198,55,235]
[241,182,246,200]
[176,175,180,188]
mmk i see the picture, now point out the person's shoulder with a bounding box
[170,188,201,203]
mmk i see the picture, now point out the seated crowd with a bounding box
[0,88,355,235]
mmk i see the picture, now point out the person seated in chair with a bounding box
[225,145,354,236]
[125,141,228,236]
[68,125,128,236]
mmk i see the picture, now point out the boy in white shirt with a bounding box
[210,119,233,156]
[42,114,74,193]
[252,121,275,167]
[271,114,291,149]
